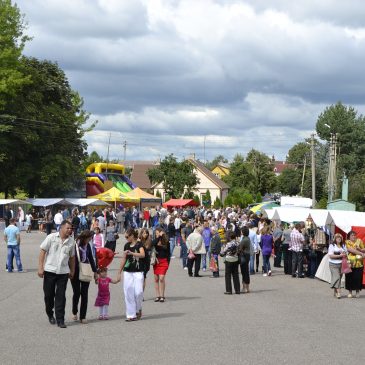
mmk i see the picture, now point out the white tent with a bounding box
[263,208,276,220]
[308,209,332,227]
[66,198,110,207]
[27,198,73,207]
[271,207,310,223]
[327,210,365,233]
[0,199,29,205]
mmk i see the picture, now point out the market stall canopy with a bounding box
[162,199,199,208]
[271,207,310,223]
[250,202,279,214]
[263,208,276,220]
[124,187,162,203]
[27,198,73,207]
[327,210,365,233]
[66,198,111,207]
[0,199,29,205]
[88,187,139,203]
[308,209,332,227]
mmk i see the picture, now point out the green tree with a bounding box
[316,102,365,178]
[147,154,200,198]
[283,140,328,200]
[0,0,31,109]
[82,151,103,170]
[0,57,94,197]
[277,168,301,196]
[205,154,228,170]
[202,190,211,207]
[213,196,222,209]
[245,149,277,195]
[223,154,254,191]
[193,194,201,205]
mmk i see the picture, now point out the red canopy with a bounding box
[162,199,199,208]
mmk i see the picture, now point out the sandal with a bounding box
[72,314,78,321]
[125,317,137,322]
[98,315,103,320]
[154,297,160,302]
[159,297,165,302]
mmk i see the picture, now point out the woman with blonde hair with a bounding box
[328,233,347,299]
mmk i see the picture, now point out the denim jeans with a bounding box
[262,255,271,274]
[201,248,210,269]
[169,238,175,256]
[249,254,255,273]
[7,245,22,272]
[180,241,188,268]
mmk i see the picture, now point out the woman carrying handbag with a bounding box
[71,230,98,324]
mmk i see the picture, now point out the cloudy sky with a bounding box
[18,0,365,162]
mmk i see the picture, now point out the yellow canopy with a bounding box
[124,187,161,202]
[88,187,139,203]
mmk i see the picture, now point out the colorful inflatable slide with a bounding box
[86,163,137,197]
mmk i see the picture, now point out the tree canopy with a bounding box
[147,154,200,199]
[0,57,94,197]
[0,0,30,109]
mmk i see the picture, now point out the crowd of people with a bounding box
[3,203,365,328]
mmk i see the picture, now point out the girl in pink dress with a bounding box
[95,268,120,319]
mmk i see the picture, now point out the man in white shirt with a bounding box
[53,210,63,231]
[38,220,75,328]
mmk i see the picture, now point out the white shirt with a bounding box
[328,244,346,264]
[174,217,181,230]
[40,232,75,274]
[54,212,63,225]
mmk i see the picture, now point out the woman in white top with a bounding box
[328,233,347,299]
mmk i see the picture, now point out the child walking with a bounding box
[95,268,120,320]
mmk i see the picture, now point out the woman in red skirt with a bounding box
[152,227,170,302]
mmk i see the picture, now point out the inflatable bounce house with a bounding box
[86,163,137,197]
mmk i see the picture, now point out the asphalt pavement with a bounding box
[0,230,364,365]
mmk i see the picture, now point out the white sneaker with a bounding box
[202,268,206,272]
[183,267,188,270]
[263,273,267,277]
[171,256,176,259]
[268,270,272,276]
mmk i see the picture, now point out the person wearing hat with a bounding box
[70,230,98,324]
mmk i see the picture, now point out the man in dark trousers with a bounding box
[38,220,75,328]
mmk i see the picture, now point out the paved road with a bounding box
[0,230,364,365]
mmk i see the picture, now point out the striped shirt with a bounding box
[290,229,304,252]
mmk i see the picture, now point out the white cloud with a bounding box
[16,0,365,162]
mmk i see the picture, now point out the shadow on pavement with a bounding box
[164,296,201,301]
[141,312,185,320]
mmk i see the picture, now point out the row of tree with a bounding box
[0,0,93,197]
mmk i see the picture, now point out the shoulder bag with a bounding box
[76,244,93,282]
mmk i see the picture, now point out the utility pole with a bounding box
[328,133,338,202]
[122,140,127,161]
[300,155,307,196]
[311,133,316,206]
